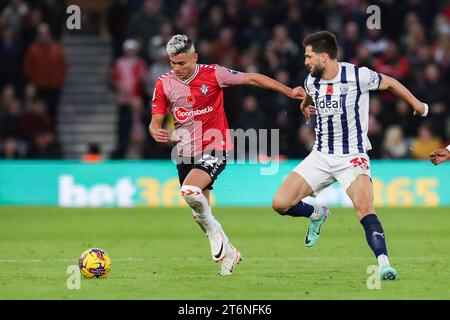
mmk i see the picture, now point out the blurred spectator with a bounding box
[411,122,443,160]
[211,27,239,68]
[26,130,61,159]
[123,126,150,159]
[409,44,435,83]
[234,95,266,131]
[127,0,166,61]
[20,97,52,141]
[110,39,147,150]
[393,99,420,138]
[82,143,103,163]
[146,47,170,99]
[363,28,389,58]
[107,0,132,60]
[265,25,300,75]
[1,0,28,36]
[0,26,23,89]
[367,115,383,159]
[111,96,151,160]
[0,136,22,159]
[340,21,360,61]
[22,82,35,110]
[288,126,315,159]
[39,0,65,40]
[147,21,172,63]
[382,125,410,159]
[20,8,42,48]
[284,6,306,46]
[0,84,16,114]
[374,41,410,82]
[0,98,22,138]
[402,12,426,56]
[374,41,410,107]
[177,0,199,30]
[415,63,448,106]
[240,13,270,49]
[200,6,225,41]
[350,43,374,69]
[24,23,67,121]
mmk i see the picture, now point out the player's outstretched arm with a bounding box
[149,114,170,143]
[242,73,305,100]
[430,146,450,165]
[378,74,428,117]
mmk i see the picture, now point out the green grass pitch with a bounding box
[0,206,449,299]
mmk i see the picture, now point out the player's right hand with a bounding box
[430,148,450,165]
[291,86,306,100]
[152,128,171,143]
[301,105,316,125]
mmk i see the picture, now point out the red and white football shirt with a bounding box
[151,64,245,157]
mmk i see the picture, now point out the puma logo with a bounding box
[372,231,385,239]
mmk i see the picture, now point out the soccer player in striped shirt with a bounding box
[272,31,429,280]
[150,34,304,276]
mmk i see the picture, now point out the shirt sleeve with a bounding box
[303,74,312,96]
[151,79,168,115]
[359,66,382,92]
[214,65,245,88]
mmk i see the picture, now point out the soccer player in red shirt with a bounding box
[150,34,304,276]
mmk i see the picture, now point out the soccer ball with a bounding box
[78,248,111,278]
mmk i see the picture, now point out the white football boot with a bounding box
[218,241,242,276]
[207,227,227,262]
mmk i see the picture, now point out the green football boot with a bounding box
[380,265,397,280]
[304,206,331,247]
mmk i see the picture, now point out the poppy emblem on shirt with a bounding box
[326,85,333,95]
[201,84,208,96]
[187,95,196,105]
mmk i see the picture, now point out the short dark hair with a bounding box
[303,31,338,59]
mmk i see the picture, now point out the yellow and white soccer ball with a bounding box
[78,248,111,278]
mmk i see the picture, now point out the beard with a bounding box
[310,65,324,78]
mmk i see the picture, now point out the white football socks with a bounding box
[377,254,390,268]
[181,185,220,234]
[309,205,322,221]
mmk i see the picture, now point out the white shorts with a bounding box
[292,150,371,196]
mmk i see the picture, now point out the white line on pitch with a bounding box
[0,256,447,264]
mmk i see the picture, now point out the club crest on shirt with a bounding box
[340,83,349,94]
[201,84,208,96]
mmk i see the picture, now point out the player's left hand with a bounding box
[290,86,306,100]
[430,148,450,165]
[413,102,428,117]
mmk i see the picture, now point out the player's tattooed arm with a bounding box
[242,73,305,100]
[378,74,428,117]
[149,114,170,143]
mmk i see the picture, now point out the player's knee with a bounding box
[180,185,203,207]
[272,198,289,215]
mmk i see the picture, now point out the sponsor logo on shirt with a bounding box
[315,96,343,115]
[173,106,214,122]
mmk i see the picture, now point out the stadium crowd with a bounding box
[0,0,449,160]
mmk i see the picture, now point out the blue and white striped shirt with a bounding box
[304,62,381,155]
